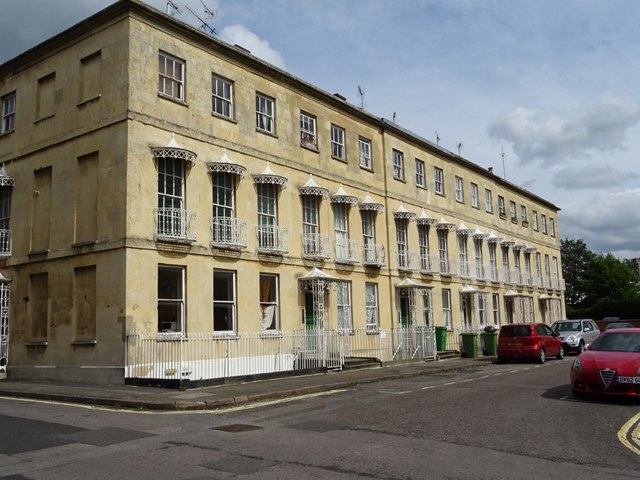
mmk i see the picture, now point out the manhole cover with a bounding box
[212,424,263,433]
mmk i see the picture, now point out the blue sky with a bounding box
[2,0,640,259]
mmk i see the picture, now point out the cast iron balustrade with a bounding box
[154,208,196,243]
[256,225,288,254]
[397,250,419,271]
[363,243,385,266]
[210,217,247,250]
[335,238,360,264]
[302,233,330,259]
[420,254,440,274]
[0,230,11,257]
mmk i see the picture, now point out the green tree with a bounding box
[586,253,638,305]
[561,238,595,307]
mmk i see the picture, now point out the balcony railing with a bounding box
[488,263,499,282]
[210,217,247,250]
[439,256,457,276]
[154,208,197,243]
[302,233,330,260]
[420,254,440,274]
[335,238,359,264]
[256,225,288,254]
[363,243,385,267]
[459,259,472,278]
[0,229,11,257]
[470,262,488,281]
[396,250,419,271]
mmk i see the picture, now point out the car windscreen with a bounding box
[500,326,531,337]
[590,332,640,352]
[553,321,580,332]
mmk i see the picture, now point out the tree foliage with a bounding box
[561,238,640,314]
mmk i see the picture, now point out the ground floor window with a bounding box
[158,265,184,333]
[492,293,501,326]
[337,282,352,331]
[365,283,378,331]
[442,289,451,328]
[213,269,236,333]
[422,290,433,326]
[478,293,488,326]
[260,274,279,330]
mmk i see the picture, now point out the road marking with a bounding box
[378,390,411,395]
[618,412,640,456]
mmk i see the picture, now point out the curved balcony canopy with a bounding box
[331,185,358,206]
[151,134,197,167]
[416,210,437,226]
[206,149,246,177]
[252,162,288,188]
[358,194,384,214]
[393,203,416,221]
[298,175,329,198]
[0,166,15,187]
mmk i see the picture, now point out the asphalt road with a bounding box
[0,358,638,479]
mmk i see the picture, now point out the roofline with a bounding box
[1,0,559,212]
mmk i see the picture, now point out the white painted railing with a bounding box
[210,217,247,249]
[125,326,438,382]
[302,233,330,259]
[154,208,197,242]
[363,243,385,266]
[396,250,419,271]
[0,229,10,257]
[256,225,288,254]
[335,238,359,264]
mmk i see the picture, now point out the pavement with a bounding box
[0,356,495,411]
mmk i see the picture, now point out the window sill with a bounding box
[359,165,374,172]
[0,129,15,138]
[211,112,237,123]
[157,332,185,341]
[366,329,380,335]
[34,114,55,124]
[435,191,445,197]
[72,240,98,248]
[157,92,188,107]
[25,341,48,347]
[212,332,238,340]
[300,142,319,153]
[76,94,102,108]
[393,176,406,183]
[256,128,278,138]
[28,249,50,256]
[71,339,97,346]
[260,330,282,338]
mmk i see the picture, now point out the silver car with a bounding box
[551,319,601,354]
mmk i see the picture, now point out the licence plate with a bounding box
[616,376,640,384]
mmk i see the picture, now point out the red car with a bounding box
[497,323,564,363]
[571,328,640,398]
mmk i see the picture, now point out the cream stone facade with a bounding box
[0,0,564,384]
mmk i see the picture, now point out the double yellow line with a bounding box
[618,413,640,456]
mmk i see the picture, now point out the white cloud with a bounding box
[219,24,286,70]
[553,165,638,190]
[487,94,640,166]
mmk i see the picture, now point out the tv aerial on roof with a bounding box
[357,85,365,109]
[166,1,217,36]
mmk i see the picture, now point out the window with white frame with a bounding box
[257,183,278,249]
[455,176,464,202]
[485,188,493,213]
[157,156,185,238]
[549,217,556,237]
[393,149,404,180]
[365,283,379,331]
[422,290,433,326]
[541,214,548,234]
[331,124,345,160]
[334,203,350,261]
[498,196,506,217]
[1,92,16,134]
[395,218,409,269]
[474,238,484,279]
[212,172,234,219]
[478,293,488,326]
[259,273,279,330]
[302,195,320,255]
[544,254,551,287]
[524,253,532,286]
[514,250,521,283]
[536,252,543,286]
[437,229,449,273]
[458,234,468,276]
[488,243,498,281]
[212,74,233,118]
[492,293,501,325]
[471,183,479,208]
[158,52,185,101]
[0,181,11,234]
[532,210,539,231]
[442,289,452,328]
[415,159,425,187]
[362,210,377,262]
[509,200,517,222]
[552,256,560,288]
[434,167,444,195]
[359,138,372,169]
[300,112,317,147]
[520,205,527,224]
[418,224,430,271]
[157,265,184,333]
[256,93,275,134]
[337,282,352,331]
[502,246,510,283]
[213,269,236,333]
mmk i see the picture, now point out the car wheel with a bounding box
[556,345,564,360]
[537,348,546,364]
[576,341,585,354]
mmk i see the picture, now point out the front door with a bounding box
[399,295,410,327]
[304,291,315,330]
[461,295,473,328]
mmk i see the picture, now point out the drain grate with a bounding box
[212,424,263,433]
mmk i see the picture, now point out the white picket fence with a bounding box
[125,326,437,383]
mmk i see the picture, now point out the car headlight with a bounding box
[573,358,582,372]
[566,335,577,343]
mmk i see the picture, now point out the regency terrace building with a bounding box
[0,0,565,384]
